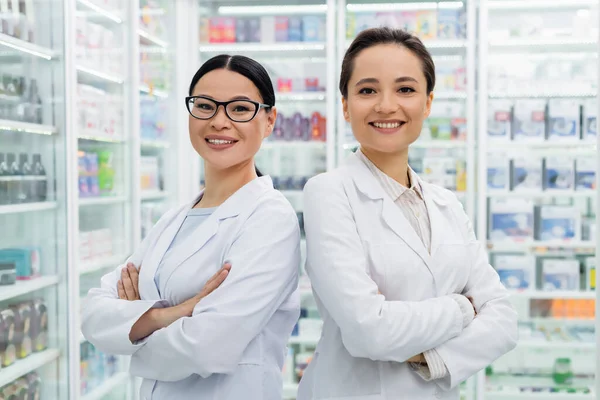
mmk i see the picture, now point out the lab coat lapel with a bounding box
[347,155,434,274]
[421,181,450,256]
[139,205,190,300]
[164,176,274,274]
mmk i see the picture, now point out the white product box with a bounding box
[511,157,543,191]
[260,16,275,43]
[487,154,510,191]
[542,259,580,291]
[488,198,535,241]
[539,206,581,242]
[513,100,546,142]
[494,254,536,290]
[544,157,574,191]
[583,99,597,141]
[547,99,580,141]
[79,231,92,262]
[488,100,512,141]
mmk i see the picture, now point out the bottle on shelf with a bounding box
[32,154,47,202]
[6,153,22,204]
[19,153,32,203]
[27,79,42,124]
[0,153,8,205]
[14,76,27,122]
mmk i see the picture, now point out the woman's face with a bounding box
[189,68,276,172]
[342,44,433,155]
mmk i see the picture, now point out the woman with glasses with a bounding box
[82,54,301,400]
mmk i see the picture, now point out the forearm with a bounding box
[129,305,187,342]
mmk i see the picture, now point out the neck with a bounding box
[360,146,410,187]
[197,160,258,208]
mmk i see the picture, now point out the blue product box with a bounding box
[494,255,535,290]
[513,100,546,142]
[246,18,261,43]
[288,17,303,42]
[544,157,574,191]
[489,199,534,241]
[584,99,597,141]
[235,18,248,43]
[542,259,580,291]
[511,157,543,191]
[576,158,596,190]
[548,99,580,142]
[539,206,580,241]
[0,248,40,280]
[437,9,460,39]
[302,16,320,42]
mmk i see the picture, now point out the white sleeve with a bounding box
[128,203,301,381]
[433,198,518,390]
[303,175,467,363]
[80,208,178,355]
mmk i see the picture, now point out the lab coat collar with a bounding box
[140,176,274,300]
[344,153,436,280]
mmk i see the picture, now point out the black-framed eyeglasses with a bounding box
[185,96,271,123]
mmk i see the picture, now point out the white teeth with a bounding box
[207,139,234,145]
[373,122,402,129]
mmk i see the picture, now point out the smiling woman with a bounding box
[297,27,517,400]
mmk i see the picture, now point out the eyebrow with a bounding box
[355,77,419,86]
[195,94,254,101]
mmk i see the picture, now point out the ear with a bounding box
[424,92,434,118]
[264,107,277,139]
[341,97,350,122]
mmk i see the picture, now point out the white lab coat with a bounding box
[297,155,518,400]
[81,176,301,400]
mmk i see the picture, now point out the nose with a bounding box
[375,92,399,114]
[210,105,231,130]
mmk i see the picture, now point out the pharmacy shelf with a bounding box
[199,42,326,53]
[345,38,467,50]
[79,196,127,207]
[486,375,595,399]
[140,84,169,99]
[277,92,326,102]
[141,190,169,201]
[81,372,130,400]
[261,141,326,150]
[0,119,57,135]
[342,140,467,150]
[218,4,327,15]
[509,290,596,300]
[489,37,597,51]
[435,91,468,99]
[79,254,127,275]
[140,139,171,149]
[138,29,168,48]
[0,33,56,61]
[78,134,126,143]
[0,202,57,215]
[488,191,596,199]
[489,90,596,99]
[75,0,123,24]
[487,0,597,10]
[488,241,595,252]
[486,392,593,400]
[77,65,125,85]
[0,276,60,303]
[283,383,299,399]
[518,340,595,350]
[0,349,60,388]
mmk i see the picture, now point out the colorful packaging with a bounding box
[0,248,40,280]
[585,257,595,291]
[97,151,115,195]
[539,206,581,241]
[275,16,289,42]
[437,9,461,39]
[208,17,222,43]
[542,259,580,291]
[544,157,574,191]
[221,18,236,43]
[288,17,303,42]
[416,10,437,40]
[575,158,596,190]
[488,100,512,141]
[494,254,535,289]
[488,198,535,241]
[302,16,321,42]
[398,11,417,34]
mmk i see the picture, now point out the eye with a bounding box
[398,87,416,93]
[197,103,214,110]
[232,105,251,112]
[358,88,376,95]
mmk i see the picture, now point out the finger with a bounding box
[117,280,126,300]
[206,263,232,286]
[128,264,140,299]
[121,268,136,300]
[202,269,229,297]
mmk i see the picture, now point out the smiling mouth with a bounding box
[369,121,406,129]
[206,138,238,145]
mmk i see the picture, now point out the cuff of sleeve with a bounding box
[449,294,475,329]
[422,349,449,380]
[409,361,432,381]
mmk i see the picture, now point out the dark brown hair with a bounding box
[339,27,436,98]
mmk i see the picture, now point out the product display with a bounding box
[140,156,162,192]
[77,84,124,140]
[200,15,326,43]
[0,247,40,280]
[80,341,119,396]
[140,95,168,140]
[0,372,41,400]
[0,74,43,124]
[0,299,48,367]
[79,229,114,264]
[0,153,48,205]
[269,111,327,143]
[78,150,116,198]
[76,16,122,75]
[488,198,535,241]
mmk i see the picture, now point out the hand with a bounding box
[177,263,231,317]
[118,263,141,301]
[467,296,477,316]
[407,353,425,364]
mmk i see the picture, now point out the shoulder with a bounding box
[304,164,355,195]
[251,187,299,225]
